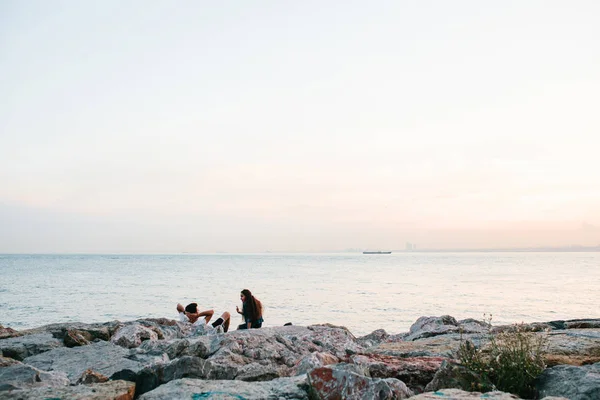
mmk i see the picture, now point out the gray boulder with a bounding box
[357,329,389,347]
[63,329,94,347]
[75,369,109,384]
[544,329,600,366]
[139,376,309,400]
[0,360,69,391]
[424,360,493,393]
[0,380,135,400]
[408,389,520,399]
[234,362,280,382]
[536,362,600,400]
[22,340,164,384]
[404,316,490,341]
[20,321,115,342]
[110,324,159,349]
[0,333,63,361]
[564,319,600,329]
[306,363,413,399]
[135,318,188,340]
[367,333,485,358]
[349,353,446,393]
[0,326,20,340]
[291,352,339,376]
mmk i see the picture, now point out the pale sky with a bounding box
[1,1,599,253]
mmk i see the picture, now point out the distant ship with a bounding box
[363,251,392,254]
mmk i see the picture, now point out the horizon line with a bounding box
[2,245,600,256]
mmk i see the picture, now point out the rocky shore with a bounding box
[1,315,599,399]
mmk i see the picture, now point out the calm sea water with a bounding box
[1,253,599,336]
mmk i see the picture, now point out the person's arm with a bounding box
[197,309,214,324]
[177,304,189,323]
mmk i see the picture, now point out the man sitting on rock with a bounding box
[177,302,231,333]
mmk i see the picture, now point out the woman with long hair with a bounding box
[236,289,263,329]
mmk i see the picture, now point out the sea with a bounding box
[1,252,598,337]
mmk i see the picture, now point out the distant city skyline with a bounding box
[1,1,599,253]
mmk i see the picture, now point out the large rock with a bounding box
[408,389,520,399]
[0,380,135,400]
[164,325,363,379]
[0,359,69,391]
[543,329,600,366]
[136,319,187,340]
[291,352,339,376]
[130,335,223,373]
[307,364,413,399]
[536,362,600,400]
[111,324,159,349]
[139,376,309,399]
[349,353,446,393]
[0,357,20,367]
[564,319,600,329]
[424,360,493,393]
[76,369,110,384]
[0,326,21,340]
[15,319,187,346]
[366,333,485,358]
[0,333,63,361]
[405,316,490,341]
[20,321,115,342]
[223,324,364,360]
[63,329,94,347]
[22,340,163,384]
[357,329,390,348]
[234,362,280,382]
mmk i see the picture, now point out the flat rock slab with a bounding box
[0,333,63,361]
[349,354,446,392]
[138,376,309,400]
[366,334,470,358]
[22,341,149,383]
[404,316,490,341]
[543,329,600,366]
[0,380,135,400]
[0,360,69,391]
[536,362,600,400]
[408,389,520,399]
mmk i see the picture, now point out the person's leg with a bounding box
[210,311,231,332]
[237,323,248,330]
[222,311,230,332]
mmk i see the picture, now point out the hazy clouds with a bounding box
[1,1,599,252]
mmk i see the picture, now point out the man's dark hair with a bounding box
[185,303,198,313]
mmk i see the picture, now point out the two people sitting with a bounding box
[176,288,263,334]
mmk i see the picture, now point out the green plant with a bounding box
[457,316,547,399]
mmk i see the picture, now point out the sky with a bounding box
[1,1,599,253]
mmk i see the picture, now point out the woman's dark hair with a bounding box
[241,289,262,322]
